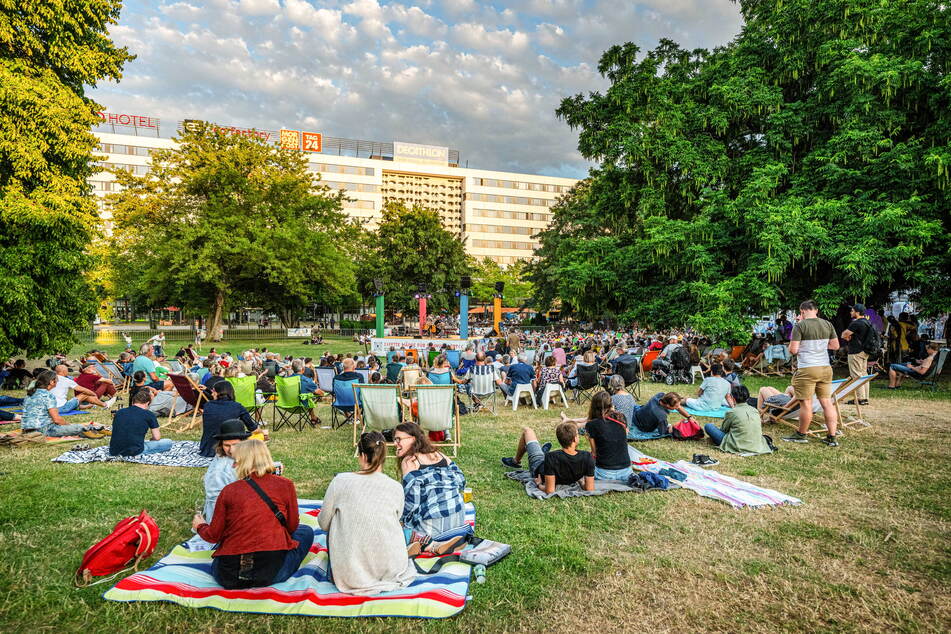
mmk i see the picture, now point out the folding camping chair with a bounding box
[415,385,461,457]
[352,384,404,453]
[445,350,461,370]
[427,350,439,368]
[468,366,499,414]
[314,367,336,396]
[332,377,360,429]
[273,375,316,432]
[227,375,268,423]
[167,373,208,432]
[573,363,600,403]
[904,348,949,392]
[615,359,641,401]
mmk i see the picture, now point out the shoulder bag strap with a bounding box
[244,477,288,529]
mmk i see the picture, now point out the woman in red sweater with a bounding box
[191,439,313,589]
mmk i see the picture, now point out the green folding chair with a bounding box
[274,376,317,432]
[227,375,268,423]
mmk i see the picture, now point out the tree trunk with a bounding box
[208,289,225,341]
[278,308,300,329]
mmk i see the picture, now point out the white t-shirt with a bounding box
[50,375,78,407]
[791,318,836,368]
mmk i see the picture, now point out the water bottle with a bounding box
[473,564,486,584]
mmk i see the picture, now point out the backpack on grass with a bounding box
[671,418,704,441]
[75,510,159,586]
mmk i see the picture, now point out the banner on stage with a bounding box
[370,337,473,355]
[287,327,312,337]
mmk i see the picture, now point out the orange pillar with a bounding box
[493,296,502,335]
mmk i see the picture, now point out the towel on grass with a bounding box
[626,428,670,441]
[1,408,91,416]
[504,469,679,498]
[627,446,801,509]
[683,405,732,419]
[53,440,212,468]
[104,499,476,619]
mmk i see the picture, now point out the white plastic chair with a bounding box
[509,383,537,411]
[416,385,460,456]
[690,365,704,383]
[541,383,568,410]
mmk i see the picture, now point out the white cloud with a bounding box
[92,0,743,176]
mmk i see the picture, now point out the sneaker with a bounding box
[821,435,839,447]
[96,428,112,436]
[103,397,117,408]
[691,454,719,467]
[541,442,552,454]
[845,399,869,406]
[781,432,809,443]
[80,430,104,439]
[501,457,521,469]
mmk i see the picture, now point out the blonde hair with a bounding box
[232,439,275,479]
[223,365,239,378]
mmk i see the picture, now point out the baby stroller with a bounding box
[650,346,691,384]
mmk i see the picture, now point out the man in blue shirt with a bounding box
[289,359,319,394]
[109,389,173,456]
[501,353,535,397]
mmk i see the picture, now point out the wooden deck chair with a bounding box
[468,366,499,414]
[415,385,460,457]
[904,348,949,392]
[834,374,877,432]
[167,373,208,432]
[92,352,110,363]
[88,359,124,389]
[444,350,461,370]
[758,379,848,431]
[763,378,871,436]
[400,366,422,395]
[427,350,439,368]
[352,384,404,454]
[101,361,128,390]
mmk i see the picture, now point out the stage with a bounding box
[370,337,475,355]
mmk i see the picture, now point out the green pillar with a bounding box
[375,294,385,338]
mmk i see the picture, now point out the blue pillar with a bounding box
[459,293,469,339]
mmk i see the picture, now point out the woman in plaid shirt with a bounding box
[394,423,472,544]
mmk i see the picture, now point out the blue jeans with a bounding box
[58,398,80,414]
[0,396,23,407]
[890,363,917,376]
[594,465,633,481]
[704,423,726,445]
[142,438,174,454]
[46,422,92,437]
[212,526,314,587]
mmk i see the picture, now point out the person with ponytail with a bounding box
[317,431,417,595]
[21,370,106,439]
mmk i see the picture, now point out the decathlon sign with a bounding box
[393,141,448,165]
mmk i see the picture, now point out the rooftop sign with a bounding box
[393,141,449,165]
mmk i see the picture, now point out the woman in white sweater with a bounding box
[318,431,417,595]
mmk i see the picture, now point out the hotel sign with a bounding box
[98,112,159,128]
[393,141,448,165]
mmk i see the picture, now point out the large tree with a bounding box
[108,122,359,338]
[358,202,469,314]
[531,0,951,342]
[0,0,133,357]
[469,257,534,306]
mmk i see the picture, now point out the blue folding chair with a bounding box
[332,378,360,429]
[445,350,461,369]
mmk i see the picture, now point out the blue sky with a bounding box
[92,0,743,178]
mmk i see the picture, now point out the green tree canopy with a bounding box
[0,0,133,357]
[468,257,534,306]
[530,0,951,342]
[358,202,469,314]
[108,122,360,337]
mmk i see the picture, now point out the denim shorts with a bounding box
[525,440,545,477]
[890,363,917,376]
[594,465,633,481]
[58,397,80,414]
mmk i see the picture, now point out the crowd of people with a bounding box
[0,299,946,594]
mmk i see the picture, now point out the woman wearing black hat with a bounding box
[202,419,250,522]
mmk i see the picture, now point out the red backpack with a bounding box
[75,510,160,586]
[671,418,704,441]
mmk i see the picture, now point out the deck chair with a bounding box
[167,359,186,374]
[744,355,769,377]
[400,366,422,394]
[415,385,460,457]
[356,368,371,383]
[445,350,461,370]
[352,384,404,453]
[403,349,419,365]
[574,363,600,403]
[468,366,499,414]
[332,378,360,429]
[102,360,131,393]
[227,375,268,423]
[167,373,208,432]
[314,367,336,395]
[273,376,316,432]
[615,359,641,401]
[88,359,124,389]
[904,348,949,392]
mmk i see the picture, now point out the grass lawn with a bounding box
[1,359,948,632]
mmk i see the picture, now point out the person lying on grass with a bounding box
[887,342,941,388]
[394,423,472,547]
[501,422,595,493]
[559,391,633,481]
[192,439,313,590]
[108,388,173,456]
[319,431,462,596]
[702,385,773,456]
[20,370,110,440]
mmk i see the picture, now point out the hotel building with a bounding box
[90,112,577,265]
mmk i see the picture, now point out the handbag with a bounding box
[671,418,704,441]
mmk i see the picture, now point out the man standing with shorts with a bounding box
[783,300,840,446]
[841,303,872,406]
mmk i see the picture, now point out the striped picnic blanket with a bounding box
[628,447,802,509]
[104,499,477,619]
